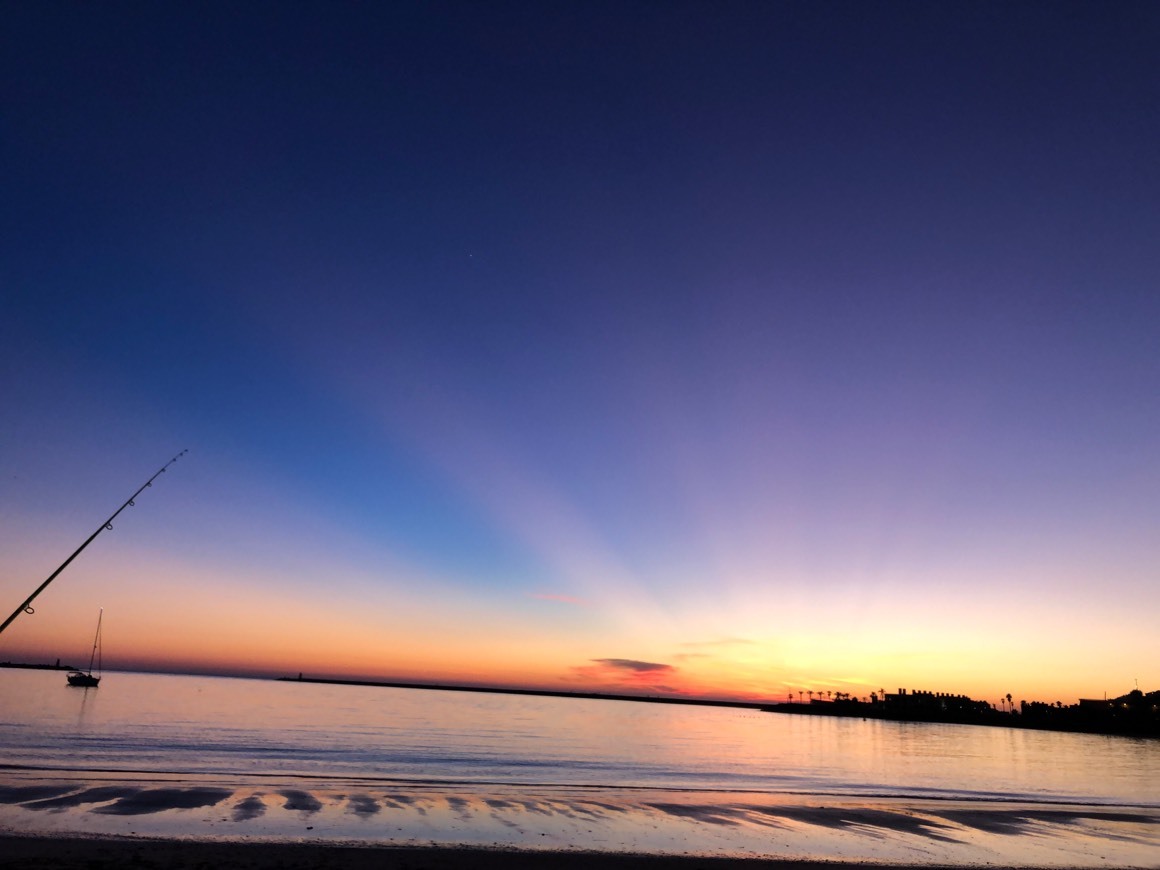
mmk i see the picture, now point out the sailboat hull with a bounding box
[68,608,103,688]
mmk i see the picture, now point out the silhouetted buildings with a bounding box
[1023,689,1159,736]
[883,688,991,719]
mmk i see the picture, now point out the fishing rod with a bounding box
[0,450,188,638]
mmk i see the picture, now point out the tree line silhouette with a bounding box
[764,687,1159,738]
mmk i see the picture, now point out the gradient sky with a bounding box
[2,2,1157,706]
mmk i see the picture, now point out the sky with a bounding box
[1,1,1157,706]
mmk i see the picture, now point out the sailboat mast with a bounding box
[88,608,103,675]
[0,451,188,638]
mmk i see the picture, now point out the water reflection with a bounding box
[0,784,77,803]
[938,807,1160,838]
[4,669,1159,805]
[345,794,381,817]
[22,785,142,811]
[446,795,472,820]
[74,683,95,729]
[232,793,267,821]
[279,789,322,813]
[91,787,233,815]
[755,805,958,841]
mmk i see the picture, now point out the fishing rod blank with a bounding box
[0,450,188,637]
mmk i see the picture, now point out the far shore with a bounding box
[279,674,1160,739]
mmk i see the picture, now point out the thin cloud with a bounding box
[529,592,588,606]
[564,658,685,694]
[674,637,758,661]
[593,658,673,674]
[678,637,756,649]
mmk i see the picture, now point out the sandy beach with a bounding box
[2,774,1157,868]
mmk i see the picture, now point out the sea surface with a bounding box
[1,670,1157,864]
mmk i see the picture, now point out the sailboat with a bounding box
[67,609,102,687]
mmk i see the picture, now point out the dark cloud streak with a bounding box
[592,658,673,674]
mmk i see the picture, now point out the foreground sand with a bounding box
[2,775,1157,867]
[0,835,977,870]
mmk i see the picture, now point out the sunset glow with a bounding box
[2,3,1157,710]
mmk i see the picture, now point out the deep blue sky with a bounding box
[1,2,1157,697]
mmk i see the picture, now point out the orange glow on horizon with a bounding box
[1,519,1153,711]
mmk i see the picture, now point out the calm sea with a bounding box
[1,670,1156,808]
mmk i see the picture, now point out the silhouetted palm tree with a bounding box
[807,690,814,703]
[1006,693,1013,713]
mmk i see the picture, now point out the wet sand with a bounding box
[2,775,1157,868]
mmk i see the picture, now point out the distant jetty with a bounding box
[278,675,764,711]
[0,660,77,671]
